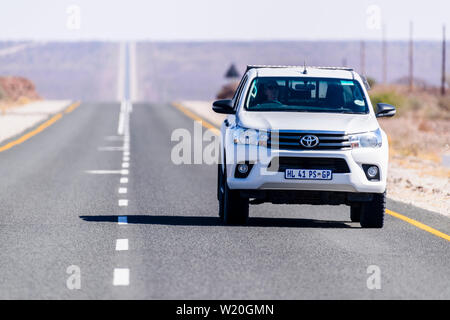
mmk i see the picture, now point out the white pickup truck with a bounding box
[213,65,396,228]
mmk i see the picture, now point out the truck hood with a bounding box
[237,111,378,134]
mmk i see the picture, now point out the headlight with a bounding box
[233,126,269,146]
[349,128,382,148]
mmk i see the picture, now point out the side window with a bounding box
[233,75,248,109]
[318,81,328,98]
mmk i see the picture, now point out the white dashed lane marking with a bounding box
[114,43,134,289]
[98,146,124,151]
[118,187,127,194]
[113,268,130,286]
[116,239,129,251]
[105,136,125,141]
[118,200,128,207]
[85,170,124,175]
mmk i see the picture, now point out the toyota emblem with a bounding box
[300,135,319,148]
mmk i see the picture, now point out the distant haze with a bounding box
[0,0,449,41]
[0,41,447,102]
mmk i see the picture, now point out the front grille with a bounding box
[268,131,350,150]
[267,157,351,173]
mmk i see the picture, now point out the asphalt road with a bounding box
[0,101,449,299]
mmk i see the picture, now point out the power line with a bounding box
[409,21,414,91]
[442,24,447,95]
[382,25,387,84]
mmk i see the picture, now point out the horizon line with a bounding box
[0,38,448,43]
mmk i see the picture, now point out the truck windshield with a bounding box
[245,77,368,114]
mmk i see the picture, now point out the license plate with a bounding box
[285,169,332,180]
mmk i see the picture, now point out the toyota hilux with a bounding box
[213,65,396,228]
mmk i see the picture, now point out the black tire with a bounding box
[350,204,361,222]
[220,164,249,225]
[360,192,386,228]
[223,183,249,225]
[218,163,224,220]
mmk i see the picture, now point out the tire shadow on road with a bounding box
[79,215,357,229]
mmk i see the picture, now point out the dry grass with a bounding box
[370,84,450,119]
[379,116,449,160]
[372,85,450,168]
[0,96,40,115]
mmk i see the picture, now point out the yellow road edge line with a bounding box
[172,101,450,243]
[64,101,81,114]
[0,101,81,153]
[172,102,220,135]
[386,209,450,242]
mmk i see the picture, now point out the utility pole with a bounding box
[442,24,447,96]
[360,40,366,76]
[409,21,414,91]
[382,25,387,84]
[342,58,348,67]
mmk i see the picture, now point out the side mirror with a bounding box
[212,99,235,114]
[376,103,396,118]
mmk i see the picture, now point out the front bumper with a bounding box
[225,145,388,193]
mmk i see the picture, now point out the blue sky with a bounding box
[1,0,449,41]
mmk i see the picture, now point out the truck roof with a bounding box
[247,65,355,80]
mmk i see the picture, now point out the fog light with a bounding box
[367,166,379,178]
[235,163,254,178]
[237,164,249,174]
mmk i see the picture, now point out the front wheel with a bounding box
[350,204,361,222]
[223,184,249,225]
[360,192,386,228]
[219,165,249,225]
[218,163,224,220]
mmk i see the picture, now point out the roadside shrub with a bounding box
[438,95,450,112]
[216,81,239,99]
[418,119,432,132]
[370,90,406,114]
[408,97,422,112]
[366,77,376,88]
